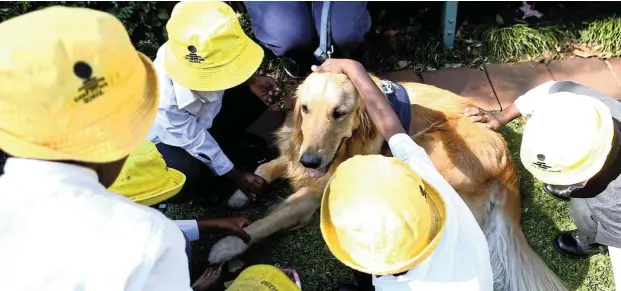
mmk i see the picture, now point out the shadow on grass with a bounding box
[165,117,612,291]
[165,179,354,291]
[501,119,608,291]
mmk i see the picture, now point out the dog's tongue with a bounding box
[307,167,327,178]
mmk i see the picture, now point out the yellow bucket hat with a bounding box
[226,265,300,291]
[0,6,158,163]
[521,92,614,185]
[164,1,264,92]
[108,140,185,207]
[320,155,447,276]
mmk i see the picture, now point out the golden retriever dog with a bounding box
[209,72,568,291]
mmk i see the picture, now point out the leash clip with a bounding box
[314,45,334,63]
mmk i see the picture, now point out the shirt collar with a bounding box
[3,158,100,183]
[175,89,224,109]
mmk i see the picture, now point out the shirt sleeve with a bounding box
[157,104,234,176]
[139,219,193,291]
[387,133,461,196]
[513,81,560,116]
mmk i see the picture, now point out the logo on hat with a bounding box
[419,185,428,201]
[185,45,205,64]
[532,153,559,172]
[73,62,108,104]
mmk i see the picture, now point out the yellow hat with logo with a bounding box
[226,265,300,291]
[320,155,446,275]
[521,92,614,186]
[108,140,185,207]
[0,6,158,163]
[164,1,264,92]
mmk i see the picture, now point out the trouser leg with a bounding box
[243,1,316,58]
[570,198,599,243]
[310,1,371,56]
[210,84,268,171]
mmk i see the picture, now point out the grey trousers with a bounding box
[571,193,621,248]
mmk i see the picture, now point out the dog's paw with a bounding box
[227,189,250,209]
[208,236,249,264]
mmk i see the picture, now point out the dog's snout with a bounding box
[299,152,322,169]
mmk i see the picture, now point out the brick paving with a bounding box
[485,62,554,110]
[548,58,621,100]
[247,57,621,144]
[422,67,500,111]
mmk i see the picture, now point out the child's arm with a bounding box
[463,81,564,131]
[175,216,251,243]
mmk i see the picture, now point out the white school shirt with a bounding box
[0,158,192,291]
[371,133,494,291]
[147,44,234,176]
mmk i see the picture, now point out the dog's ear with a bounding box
[351,95,377,144]
[356,103,376,140]
[291,86,304,145]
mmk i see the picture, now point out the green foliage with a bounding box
[483,23,572,62]
[580,16,621,57]
[0,1,173,59]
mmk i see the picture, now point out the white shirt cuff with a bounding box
[212,158,234,176]
[173,220,199,242]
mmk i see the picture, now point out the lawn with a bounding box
[170,2,621,290]
[165,117,614,291]
[162,3,620,290]
[0,2,618,290]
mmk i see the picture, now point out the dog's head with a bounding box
[291,72,376,178]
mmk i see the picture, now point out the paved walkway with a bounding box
[247,57,621,145]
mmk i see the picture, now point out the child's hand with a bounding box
[463,107,502,131]
[191,263,224,291]
[249,75,281,106]
[199,216,252,242]
[311,58,366,77]
[226,168,267,198]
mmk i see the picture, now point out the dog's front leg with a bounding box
[210,187,321,264]
[227,157,288,209]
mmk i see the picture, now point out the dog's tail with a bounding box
[483,179,569,291]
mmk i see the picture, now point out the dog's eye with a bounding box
[333,109,347,119]
[301,104,309,114]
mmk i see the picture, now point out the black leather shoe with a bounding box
[554,230,607,259]
[543,184,572,201]
[335,284,360,291]
[281,57,312,79]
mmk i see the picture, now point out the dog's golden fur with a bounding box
[209,72,568,291]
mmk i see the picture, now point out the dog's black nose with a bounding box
[299,152,322,169]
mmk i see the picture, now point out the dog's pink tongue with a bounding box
[307,167,327,178]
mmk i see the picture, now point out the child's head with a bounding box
[320,155,447,276]
[0,6,159,185]
[520,92,615,186]
[108,140,186,206]
[163,1,264,92]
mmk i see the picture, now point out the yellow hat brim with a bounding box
[226,264,300,290]
[520,96,615,186]
[320,180,447,276]
[0,52,159,163]
[131,167,186,207]
[164,38,264,92]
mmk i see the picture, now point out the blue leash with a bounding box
[314,1,333,63]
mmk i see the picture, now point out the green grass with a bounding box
[165,118,615,291]
[579,16,621,58]
[482,23,572,62]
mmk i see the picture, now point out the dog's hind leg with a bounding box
[227,157,289,209]
[209,187,321,264]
